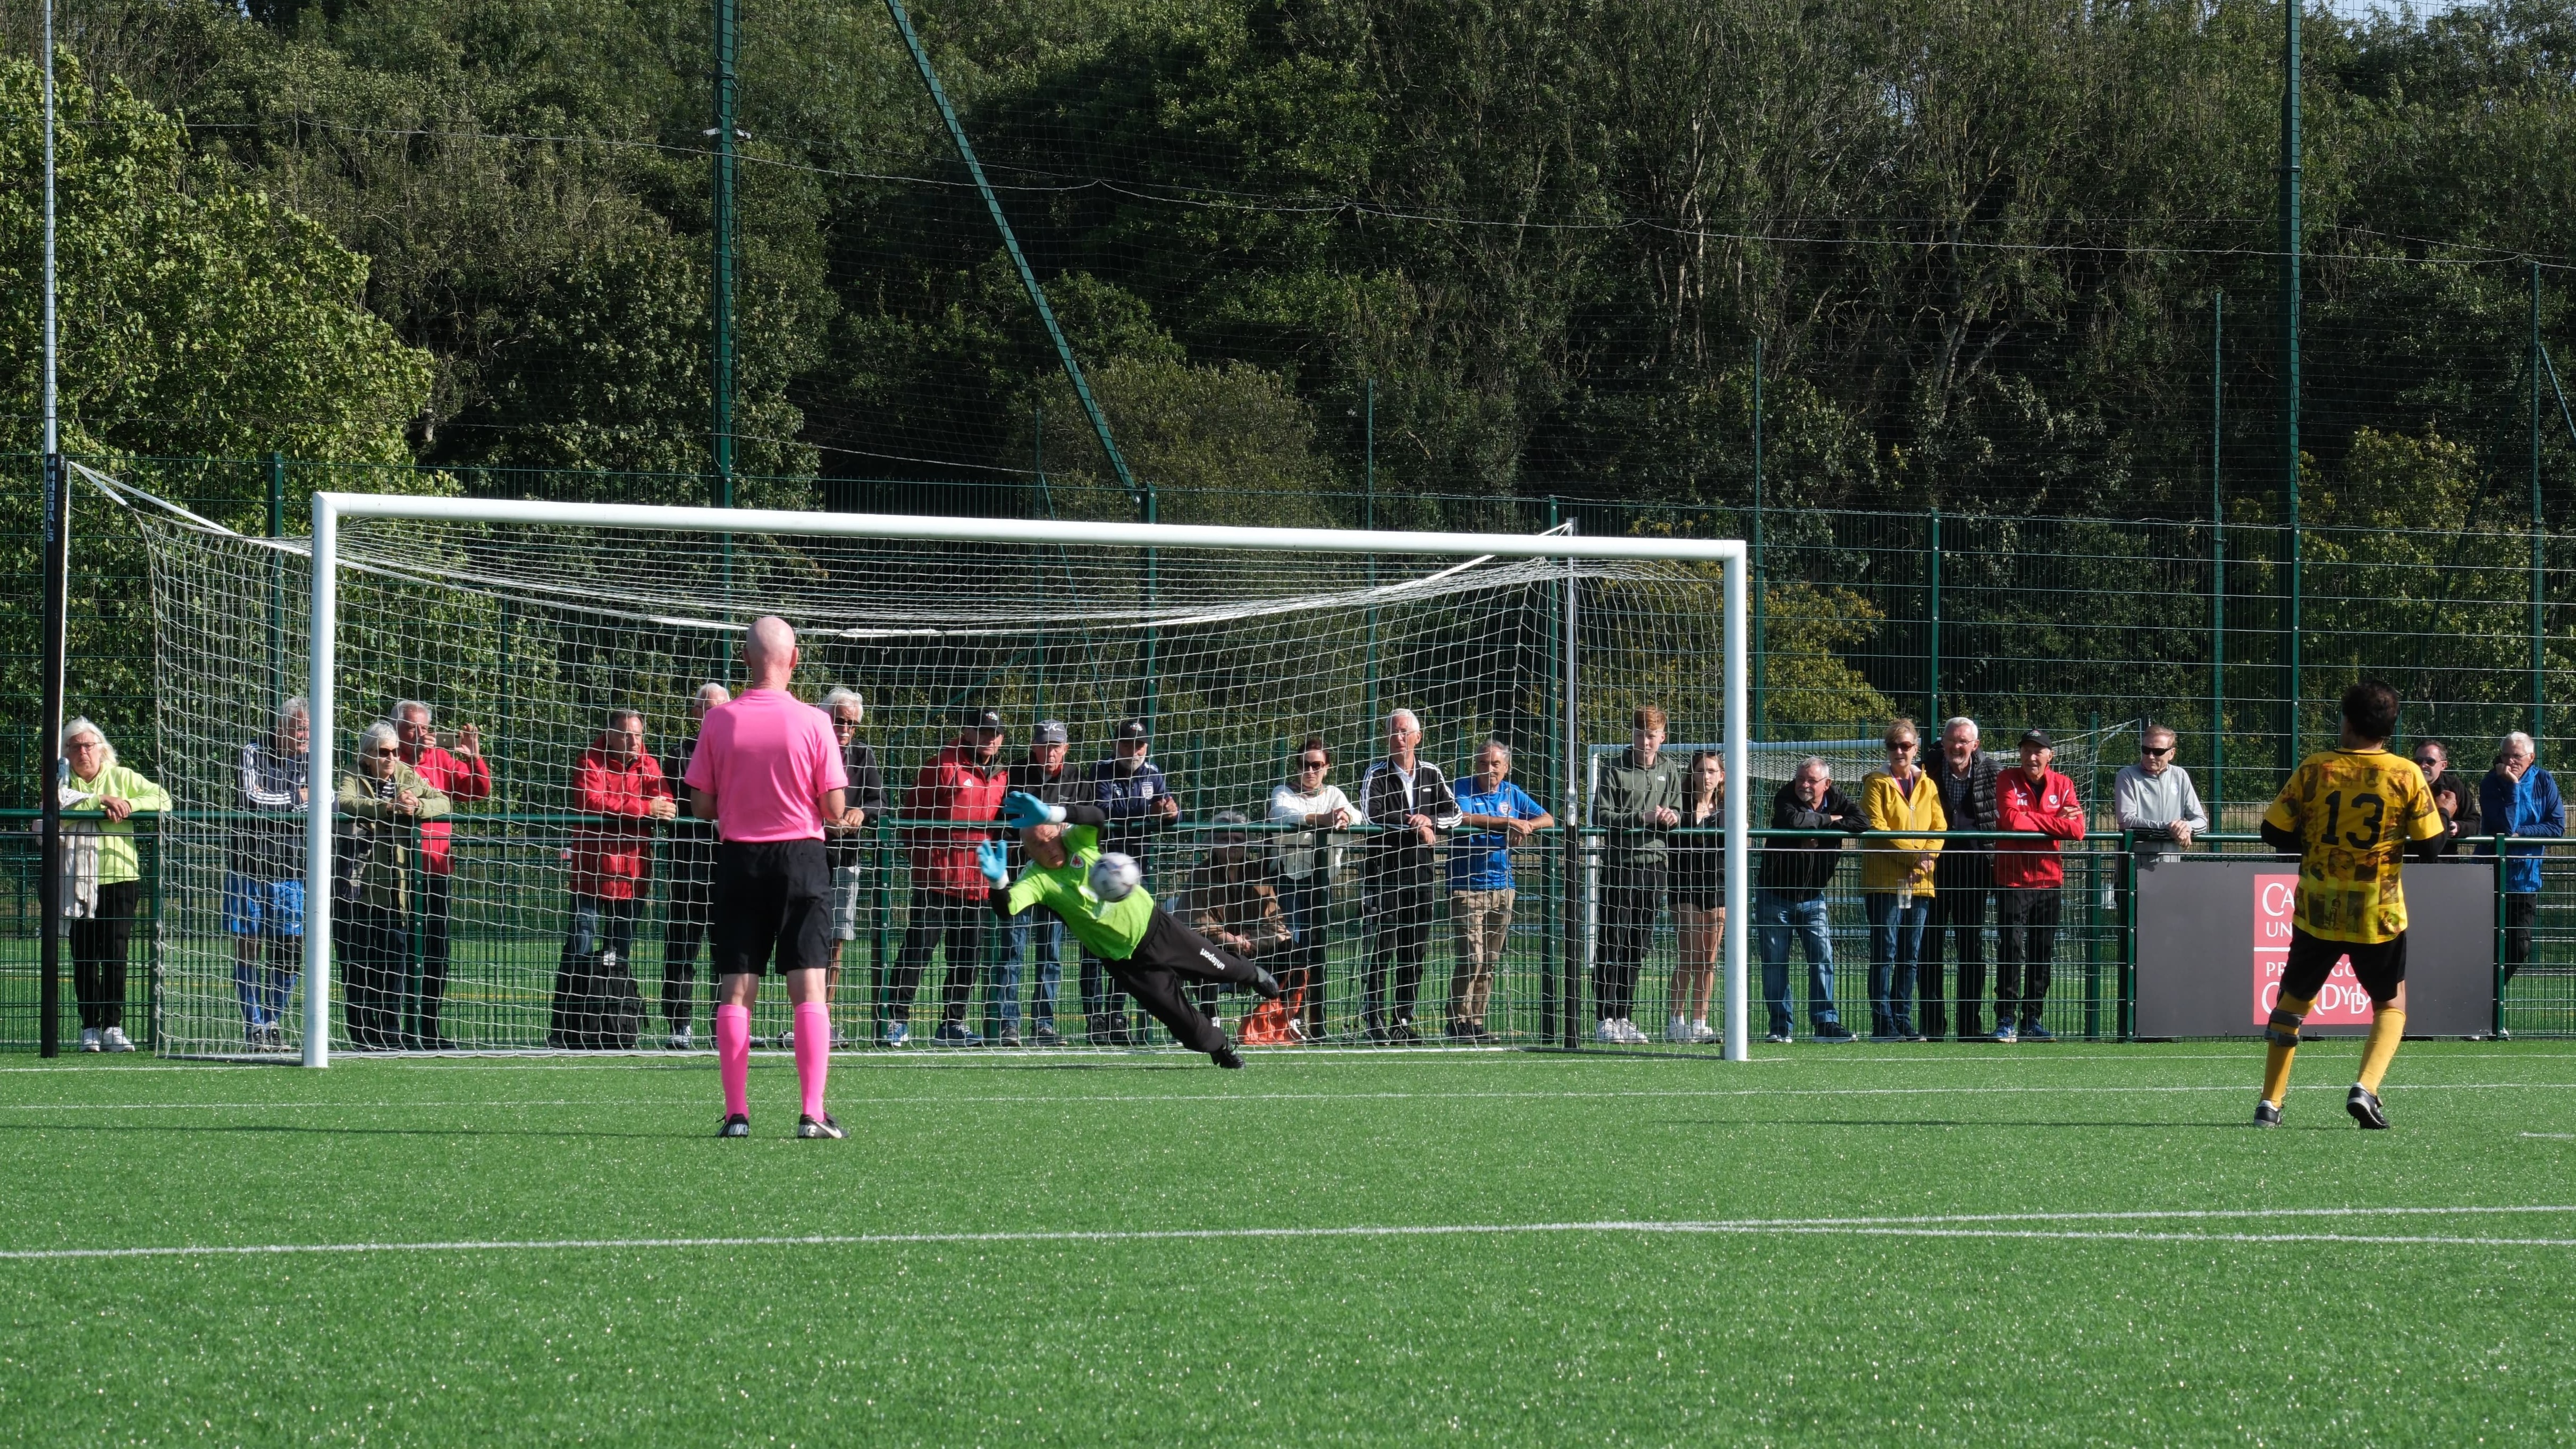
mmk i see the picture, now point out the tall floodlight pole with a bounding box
[710,0,738,506]
[2279,0,2303,768]
[37,2,68,1059]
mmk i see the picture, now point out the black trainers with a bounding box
[2346,1085,2390,1130]
[796,1113,847,1140]
[717,1114,751,1138]
[2253,1100,2282,1129]
[1211,1044,1245,1069]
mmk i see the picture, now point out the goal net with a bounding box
[100,472,1749,1062]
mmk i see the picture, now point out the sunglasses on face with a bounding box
[1299,759,1329,771]
[2142,745,2172,757]
[1888,741,1917,751]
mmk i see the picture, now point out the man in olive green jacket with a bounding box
[1591,705,1686,1043]
[335,720,451,1049]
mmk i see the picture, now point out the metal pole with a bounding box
[1722,550,1749,1062]
[2211,290,2226,814]
[1364,377,1378,736]
[1560,527,1581,1050]
[1750,338,1766,741]
[1926,508,1942,724]
[1544,495,1562,1046]
[2280,0,2304,770]
[37,1,66,1058]
[304,496,339,1067]
[267,452,287,706]
[710,0,737,501]
[2533,257,2546,741]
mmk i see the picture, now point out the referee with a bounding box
[685,616,850,1139]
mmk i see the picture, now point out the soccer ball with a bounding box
[1088,853,1142,902]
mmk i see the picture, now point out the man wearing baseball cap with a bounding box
[889,707,1010,1046]
[998,720,1079,1046]
[1083,717,1180,1043]
[1989,728,2086,1042]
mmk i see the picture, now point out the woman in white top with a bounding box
[1257,735,1356,1042]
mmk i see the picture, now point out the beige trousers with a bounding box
[1448,888,1517,1023]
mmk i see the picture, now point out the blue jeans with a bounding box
[997,909,1063,1025]
[1864,892,1930,1035]
[1756,889,1838,1034]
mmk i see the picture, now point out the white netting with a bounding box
[110,474,1745,1056]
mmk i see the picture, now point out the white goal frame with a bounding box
[300,492,1751,1066]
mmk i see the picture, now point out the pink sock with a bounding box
[793,1002,832,1121]
[716,1004,751,1119]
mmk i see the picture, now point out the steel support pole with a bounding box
[1722,550,1750,1062]
[1750,338,1766,742]
[710,0,737,500]
[2211,290,2226,814]
[1926,508,1942,725]
[2533,258,2546,741]
[36,3,65,1058]
[2280,0,2304,769]
[1560,530,1581,1050]
[304,498,339,1067]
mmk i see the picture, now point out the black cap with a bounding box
[1032,719,1068,745]
[1114,717,1150,742]
[966,707,1005,734]
[2019,728,2052,749]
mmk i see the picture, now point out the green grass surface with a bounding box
[4,1042,2573,1444]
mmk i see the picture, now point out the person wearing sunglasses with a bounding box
[1861,718,1945,1042]
[334,718,452,1049]
[2411,740,2477,855]
[1260,736,1356,1042]
[2113,725,2209,863]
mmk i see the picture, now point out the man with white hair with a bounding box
[2480,730,2564,987]
[229,697,310,1050]
[58,718,170,1051]
[1926,717,1998,1040]
[659,683,729,1048]
[1756,754,1867,1042]
[806,687,886,1051]
[393,700,490,1048]
[686,617,849,1139]
[1356,708,1461,1042]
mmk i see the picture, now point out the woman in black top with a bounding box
[1665,750,1727,1043]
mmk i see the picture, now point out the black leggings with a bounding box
[1596,861,1664,1022]
[71,880,141,1031]
[892,893,985,1024]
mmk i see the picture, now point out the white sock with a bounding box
[1692,1017,1710,1032]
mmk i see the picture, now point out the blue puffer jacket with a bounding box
[2479,765,2565,895]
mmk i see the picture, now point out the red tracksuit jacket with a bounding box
[1992,766,2085,890]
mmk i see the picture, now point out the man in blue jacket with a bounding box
[2479,731,2564,985]
[1084,718,1181,1042]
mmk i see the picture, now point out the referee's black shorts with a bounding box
[2281,926,2406,1007]
[710,839,830,977]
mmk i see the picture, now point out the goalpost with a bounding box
[129,482,1749,1065]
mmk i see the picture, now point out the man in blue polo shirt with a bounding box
[1445,738,1554,1042]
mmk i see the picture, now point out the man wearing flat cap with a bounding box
[890,707,1010,1046]
[1989,728,2086,1042]
[998,719,1079,1046]
[1084,717,1181,1043]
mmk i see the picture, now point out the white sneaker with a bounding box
[778,1027,794,1051]
[1621,1018,1651,1045]
[1664,1016,1693,1043]
[667,1026,695,1051]
[1596,1018,1624,1043]
[79,1028,102,1053]
[1689,1020,1719,1044]
[102,1026,134,1052]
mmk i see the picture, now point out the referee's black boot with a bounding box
[717,1114,750,1138]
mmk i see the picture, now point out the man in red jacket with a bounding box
[395,701,492,1049]
[890,708,1011,1046]
[1989,728,2086,1042]
[552,708,677,1047]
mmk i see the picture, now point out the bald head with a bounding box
[742,616,798,690]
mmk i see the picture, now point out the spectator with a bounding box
[1000,720,1079,1046]
[659,683,729,1049]
[1263,735,1354,1043]
[393,700,491,1049]
[1358,709,1462,1042]
[1086,718,1181,1043]
[686,616,851,1139]
[806,687,887,1052]
[551,707,676,1049]
[1756,756,1866,1043]
[1926,718,1998,1040]
[2414,739,2479,855]
[1991,728,2087,1042]
[1188,811,1293,1005]
[2480,731,2564,985]
[1861,718,1945,1042]
[893,709,1010,1046]
[334,719,450,1049]
[1447,738,1555,1043]
[2112,724,2209,863]
[230,697,309,1051]
[1665,748,1727,1044]
[57,718,170,1052]
[1593,706,1685,1044]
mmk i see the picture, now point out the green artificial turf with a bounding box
[3,1042,2572,1445]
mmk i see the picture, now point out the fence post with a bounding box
[2532,258,2546,742]
[2210,290,2225,818]
[2279,0,2304,771]
[1750,338,1766,742]
[1926,508,1941,725]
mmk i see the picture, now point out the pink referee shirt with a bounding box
[683,689,849,842]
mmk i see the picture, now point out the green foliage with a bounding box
[1760,582,1899,728]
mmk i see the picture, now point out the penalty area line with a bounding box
[12,1204,2576,1262]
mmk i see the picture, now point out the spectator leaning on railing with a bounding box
[1926,717,1999,1041]
[2112,724,2209,864]
[1757,756,1867,1043]
[1357,708,1462,1043]
[659,683,729,1049]
[394,700,491,1049]
[1861,718,1944,1043]
[1447,738,1554,1043]
[1264,735,1355,1043]
[1990,728,2086,1043]
[807,688,887,1052]
[552,707,676,1049]
[2480,731,2565,987]
[893,708,1010,1047]
[57,718,171,1053]
[334,720,450,1050]
[230,697,309,1051]
[2414,739,2479,855]
[999,720,1079,1047]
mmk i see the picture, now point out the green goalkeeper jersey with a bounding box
[1002,822,1155,961]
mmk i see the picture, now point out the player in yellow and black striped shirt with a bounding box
[2254,680,2446,1130]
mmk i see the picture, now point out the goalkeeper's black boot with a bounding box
[797,1113,847,1140]
[2253,1100,2282,1129]
[1211,1044,1245,1069]
[2345,1085,2391,1130]
[717,1114,750,1139]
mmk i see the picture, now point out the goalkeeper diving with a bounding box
[981,790,1281,1067]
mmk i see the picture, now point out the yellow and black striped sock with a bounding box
[2262,993,2315,1108]
[2356,1007,2406,1095]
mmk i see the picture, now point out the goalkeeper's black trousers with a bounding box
[1108,908,1269,1054]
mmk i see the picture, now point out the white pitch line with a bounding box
[2522,1132,2576,1139]
[7,1204,2575,1262]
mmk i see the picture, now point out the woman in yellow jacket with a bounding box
[58,718,173,1052]
[1861,717,1946,1041]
